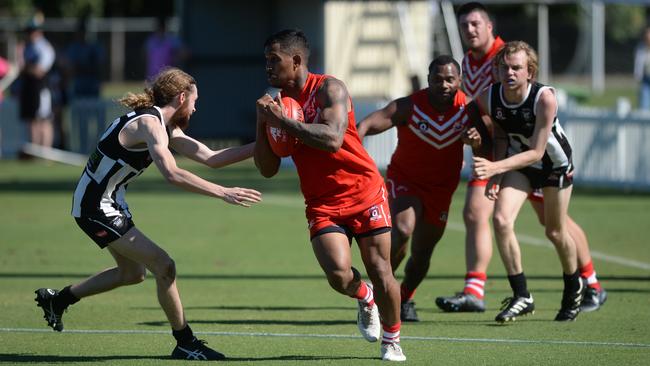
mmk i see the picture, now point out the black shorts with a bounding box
[311,225,391,244]
[518,165,574,190]
[74,213,135,248]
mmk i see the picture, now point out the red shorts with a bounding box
[468,176,489,187]
[386,172,456,227]
[528,188,544,203]
[306,186,392,239]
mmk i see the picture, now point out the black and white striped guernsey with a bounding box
[488,82,572,171]
[71,107,167,218]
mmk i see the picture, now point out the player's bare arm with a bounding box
[356,97,411,140]
[254,94,281,178]
[462,101,485,152]
[168,127,255,168]
[135,117,261,207]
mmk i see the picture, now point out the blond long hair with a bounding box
[118,67,196,109]
[493,41,539,81]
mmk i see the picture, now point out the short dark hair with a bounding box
[428,55,461,75]
[264,29,310,59]
[457,2,490,20]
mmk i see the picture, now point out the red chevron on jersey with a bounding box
[462,36,504,98]
[408,101,468,149]
[386,89,469,189]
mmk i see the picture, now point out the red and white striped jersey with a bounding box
[387,89,469,188]
[461,36,504,98]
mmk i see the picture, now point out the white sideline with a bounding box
[1,327,649,348]
[263,195,650,271]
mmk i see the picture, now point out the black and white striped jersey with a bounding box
[488,82,572,171]
[72,107,167,218]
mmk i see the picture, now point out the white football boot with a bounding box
[381,342,406,362]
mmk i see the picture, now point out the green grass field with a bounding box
[1,159,649,365]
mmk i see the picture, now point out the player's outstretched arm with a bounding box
[356,97,411,140]
[141,117,262,207]
[254,94,281,178]
[168,127,255,169]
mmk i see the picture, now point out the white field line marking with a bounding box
[2,327,649,348]
[263,194,650,271]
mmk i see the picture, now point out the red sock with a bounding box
[580,261,602,291]
[353,281,375,307]
[463,272,487,299]
[382,322,401,344]
[400,282,415,302]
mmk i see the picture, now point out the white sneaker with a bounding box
[381,342,406,362]
[357,299,380,342]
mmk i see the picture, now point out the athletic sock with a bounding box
[563,270,582,294]
[399,282,415,302]
[172,325,195,345]
[381,322,401,344]
[56,285,80,308]
[463,272,487,299]
[579,261,602,291]
[507,272,530,298]
[352,281,375,307]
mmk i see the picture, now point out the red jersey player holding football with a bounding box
[435,2,606,314]
[356,55,482,322]
[254,29,406,361]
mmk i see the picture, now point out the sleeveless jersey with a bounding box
[462,36,505,98]
[292,73,384,209]
[388,89,469,189]
[72,107,167,218]
[488,82,572,170]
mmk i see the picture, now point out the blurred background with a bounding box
[0,0,649,191]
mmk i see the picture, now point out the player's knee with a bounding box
[492,211,515,235]
[393,219,415,241]
[326,268,351,291]
[154,257,177,284]
[367,258,392,279]
[120,265,146,285]
[463,205,484,226]
[544,226,564,245]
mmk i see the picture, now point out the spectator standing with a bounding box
[145,17,188,81]
[19,18,55,148]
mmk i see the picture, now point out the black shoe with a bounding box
[171,338,226,361]
[495,295,535,323]
[555,277,586,321]
[435,293,485,313]
[400,300,419,322]
[34,288,67,332]
[580,287,608,313]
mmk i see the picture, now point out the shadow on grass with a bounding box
[0,353,166,363]
[139,319,351,327]
[225,355,377,361]
[0,353,375,363]
[3,272,649,282]
[134,305,351,311]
